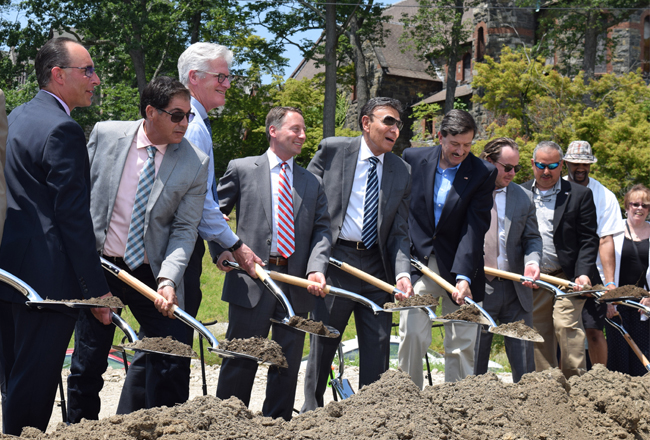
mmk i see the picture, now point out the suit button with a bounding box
[263,260,268,265]
[424,255,428,260]
[267,239,271,245]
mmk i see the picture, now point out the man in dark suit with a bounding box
[474,138,542,383]
[301,97,413,412]
[67,76,209,420]
[0,37,110,435]
[521,141,599,378]
[213,107,331,421]
[398,110,497,387]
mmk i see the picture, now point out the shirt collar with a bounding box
[267,148,294,172]
[436,159,461,174]
[137,121,168,155]
[532,177,561,195]
[190,96,208,120]
[359,136,385,164]
[42,90,70,116]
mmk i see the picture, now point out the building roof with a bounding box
[412,84,473,106]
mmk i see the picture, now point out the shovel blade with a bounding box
[489,327,544,343]
[330,378,355,400]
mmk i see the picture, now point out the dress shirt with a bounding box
[103,122,167,264]
[267,149,294,256]
[42,90,70,115]
[531,178,562,274]
[494,187,508,270]
[184,96,238,248]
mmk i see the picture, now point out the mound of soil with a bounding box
[219,337,288,368]
[123,336,196,358]
[493,319,543,342]
[439,304,486,323]
[599,284,650,301]
[383,293,438,309]
[7,365,649,439]
[49,297,125,307]
[287,316,334,337]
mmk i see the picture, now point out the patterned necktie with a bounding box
[484,190,499,281]
[124,146,157,270]
[277,162,294,258]
[203,117,219,203]
[361,156,380,249]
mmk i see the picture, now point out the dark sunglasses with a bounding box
[58,65,95,78]
[629,202,650,209]
[156,108,195,123]
[198,70,230,84]
[534,161,561,170]
[370,114,403,130]
[495,160,521,173]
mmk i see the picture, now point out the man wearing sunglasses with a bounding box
[67,76,209,420]
[563,140,623,369]
[475,138,542,382]
[522,141,600,379]
[399,109,497,386]
[302,97,412,411]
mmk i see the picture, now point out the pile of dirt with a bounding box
[219,337,288,368]
[493,319,543,342]
[7,365,648,439]
[122,336,197,358]
[48,297,125,307]
[287,315,335,338]
[383,293,438,309]
[599,284,650,301]
[439,304,486,323]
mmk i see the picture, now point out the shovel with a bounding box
[483,267,581,299]
[411,258,543,342]
[221,261,340,338]
[100,257,280,365]
[606,313,650,373]
[329,343,355,400]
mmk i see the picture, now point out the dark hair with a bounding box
[265,107,303,142]
[439,109,477,138]
[140,76,191,119]
[479,137,519,161]
[358,97,404,128]
[35,37,77,89]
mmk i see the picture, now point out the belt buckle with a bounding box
[356,242,364,251]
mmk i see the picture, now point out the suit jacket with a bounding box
[404,145,497,302]
[521,179,600,283]
[211,153,331,314]
[0,89,7,244]
[0,91,109,303]
[88,120,209,308]
[499,183,542,312]
[307,136,412,283]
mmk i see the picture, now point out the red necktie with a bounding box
[277,162,295,258]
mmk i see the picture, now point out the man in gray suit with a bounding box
[213,107,331,421]
[301,97,412,412]
[475,137,542,382]
[67,76,209,420]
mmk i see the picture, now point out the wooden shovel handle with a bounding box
[336,261,395,294]
[416,262,455,294]
[114,268,177,312]
[266,271,331,294]
[613,312,650,368]
[483,267,525,282]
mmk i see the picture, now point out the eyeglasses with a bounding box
[629,202,650,209]
[495,160,521,173]
[369,114,403,130]
[534,161,561,170]
[197,70,230,84]
[156,108,195,123]
[58,65,96,78]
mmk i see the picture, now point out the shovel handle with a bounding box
[411,259,455,294]
[266,271,332,294]
[484,267,525,282]
[612,312,650,370]
[330,258,396,295]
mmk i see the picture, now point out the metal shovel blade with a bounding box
[270,317,340,339]
[330,377,355,400]
[489,325,544,343]
[25,299,123,310]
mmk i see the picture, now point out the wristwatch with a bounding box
[157,279,176,290]
[228,238,243,252]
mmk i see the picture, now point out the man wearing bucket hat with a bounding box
[563,140,623,368]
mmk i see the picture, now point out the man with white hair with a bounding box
[177,43,262,337]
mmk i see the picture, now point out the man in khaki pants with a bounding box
[521,141,600,378]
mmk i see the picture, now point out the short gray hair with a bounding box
[177,42,233,86]
[533,141,564,161]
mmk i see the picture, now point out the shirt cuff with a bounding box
[396,272,410,282]
[525,261,539,267]
[456,275,471,285]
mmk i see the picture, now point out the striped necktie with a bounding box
[361,156,380,249]
[277,162,295,258]
[124,146,157,270]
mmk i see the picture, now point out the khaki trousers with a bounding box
[532,288,586,378]
[398,257,479,387]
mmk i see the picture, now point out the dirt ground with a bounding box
[3,364,649,439]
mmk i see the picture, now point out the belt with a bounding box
[268,255,288,266]
[337,239,373,251]
[102,254,126,266]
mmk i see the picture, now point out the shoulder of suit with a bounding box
[320,135,358,149]
[179,137,208,161]
[402,144,438,161]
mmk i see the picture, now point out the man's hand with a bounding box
[154,285,178,318]
[233,243,264,278]
[216,251,234,272]
[573,275,592,291]
[453,279,472,305]
[307,272,327,298]
[90,292,114,325]
[395,277,413,301]
[522,264,541,289]
[606,304,617,319]
[640,297,650,307]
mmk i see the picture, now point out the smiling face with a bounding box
[189,58,230,112]
[626,190,650,224]
[531,147,563,191]
[59,42,100,110]
[362,106,401,155]
[566,161,591,186]
[145,94,191,145]
[268,111,306,161]
[438,130,474,169]
[489,146,520,189]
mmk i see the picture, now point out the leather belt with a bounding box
[337,239,372,251]
[268,255,288,266]
[102,254,126,266]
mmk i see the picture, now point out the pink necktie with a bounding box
[484,190,498,281]
[277,162,295,258]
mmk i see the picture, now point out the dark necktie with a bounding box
[361,156,380,249]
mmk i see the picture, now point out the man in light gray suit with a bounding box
[302,97,412,412]
[67,76,209,420]
[475,137,542,382]
[212,107,331,421]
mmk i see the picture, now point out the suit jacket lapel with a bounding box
[378,154,394,236]
[504,187,515,246]
[438,155,472,231]
[255,154,273,230]
[553,180,571,232]
[293,165,306,221]
[423,146,439,231]
[341,137,361,217]
[107,122,140,228]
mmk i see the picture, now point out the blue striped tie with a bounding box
[124,146,157,270]
[361,156,379,249]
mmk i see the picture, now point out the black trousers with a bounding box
[182,238,205,343]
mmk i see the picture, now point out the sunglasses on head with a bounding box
[58,65,95,78]
[629,202,650,209]
[495,160,521,173]
[370,114,403,130]
[156,108,195,123]
[534,161,561,170]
